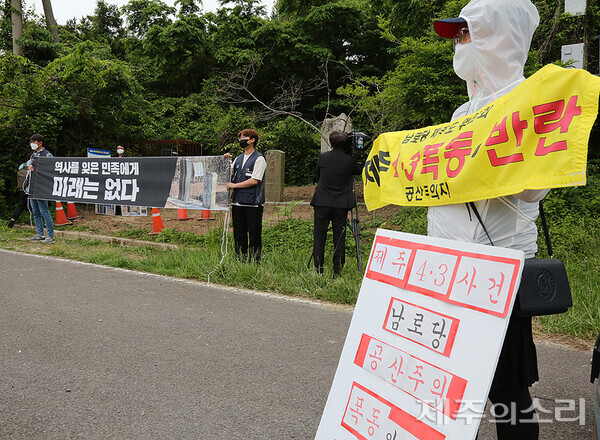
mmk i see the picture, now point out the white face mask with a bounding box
[453,42,476,82]
[117,149,124,155]
[30,142,38,150]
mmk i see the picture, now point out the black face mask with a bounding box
[239,139,249,148]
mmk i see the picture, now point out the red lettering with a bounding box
[402,151,421,181]
[511,111,528,147]
[485,117,509,147]
[444,132,473,178]
[535,138,568,156]
[421,143,442,180]
[533,96,582,134]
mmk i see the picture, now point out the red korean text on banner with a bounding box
[342,382,446,440]
[366,235,522,318]
[354,334,467,419]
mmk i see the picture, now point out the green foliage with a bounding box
[377,0,465,42]
[122,0,176,37]
[0,0,11,53]
[18,23,62,66]
[261,117,321,185]
[115,227,151,239]
[542,161,600,220]
[385,37,466,128]
[533,0,600,74]
[152,226,226,246]
[0,0,598,222]
[263,218,314,249]
[275,201,302,219]
[143,14,212,95]
[339,37,464,134]
[389,206,428,235]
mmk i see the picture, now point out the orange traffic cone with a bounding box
[66,202,82,220]
[55,202,73,226]
[173,208,193,221]
[149,208,165,235]
[198,209,214,221]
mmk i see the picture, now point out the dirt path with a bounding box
[30,185,373,236]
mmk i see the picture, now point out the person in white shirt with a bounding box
[225,129,267,262]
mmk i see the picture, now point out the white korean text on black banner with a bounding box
[29,156,231,210]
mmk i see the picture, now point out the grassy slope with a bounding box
[1,175,598,341]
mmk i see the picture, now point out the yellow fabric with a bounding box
[363,65,600,210]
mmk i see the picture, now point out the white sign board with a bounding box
[561,43,585,70]
[565,0,586,16]
[316,229,524,440]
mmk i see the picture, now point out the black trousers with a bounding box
[487,386,539,439]
[11,190,29,220]
[312,205,348,274]
[232,204,263,261]
[479,316,539,439]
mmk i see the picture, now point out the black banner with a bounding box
[30,157,178,208]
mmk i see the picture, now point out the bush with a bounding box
[260,117,320,186]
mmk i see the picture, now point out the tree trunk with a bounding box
[41,0,59,43]
[11,0,23,55]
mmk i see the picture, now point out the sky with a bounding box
[26,0,276,25]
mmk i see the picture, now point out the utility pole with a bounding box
[11,0,23,55]
[41,0,59,43]
[562,0,587,70]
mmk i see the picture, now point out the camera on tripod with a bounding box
[347,130,371,158]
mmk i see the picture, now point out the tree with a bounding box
[122,0,175,37]
[142,13,213,96]
[41,0,58,42]
[11,0,22,55]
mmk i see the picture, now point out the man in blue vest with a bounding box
[226,129,267,262]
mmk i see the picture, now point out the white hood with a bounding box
[455,0,539,117]
[429,0,546,258]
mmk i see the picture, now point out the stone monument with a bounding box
[264,150,285,202]
[320,113,353,152]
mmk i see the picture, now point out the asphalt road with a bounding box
[0,249,595,439]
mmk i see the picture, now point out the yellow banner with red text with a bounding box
[363,64,600,210]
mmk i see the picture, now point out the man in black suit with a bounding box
[311,131,362,276]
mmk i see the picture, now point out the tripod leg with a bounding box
[347,209,363,274]
[354,218,362,273]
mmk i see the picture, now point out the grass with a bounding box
[0,219,365,306]
[1,195,599,342]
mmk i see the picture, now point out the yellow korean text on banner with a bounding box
[363,65,600,210]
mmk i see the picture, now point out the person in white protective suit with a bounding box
[433,0,547,438]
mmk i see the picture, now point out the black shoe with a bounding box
[7,218,15,228]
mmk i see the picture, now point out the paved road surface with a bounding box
[0,250,594,439]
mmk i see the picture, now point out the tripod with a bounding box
[347,177,363,273]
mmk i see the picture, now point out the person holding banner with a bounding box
[225,129,267,262]
[25,134,55,244]
[432,0,548,438]
[7,161,29,228]
[115,145,126,216]
[310,131,362,277]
